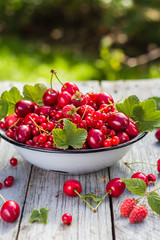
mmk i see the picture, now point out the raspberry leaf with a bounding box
[147,192,160,215]
[29,207,50,224]
[52,119,87,149]
[1,87,23,114]
[81,193,103,202]
[116,95,140,119]
[0,99,8,120]
[121,178,146,196]
[23,83,47,103]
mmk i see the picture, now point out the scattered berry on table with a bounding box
[0,200,20,222]
[147,174,156,182]
[62,213,72,225]
[129,206,148,223]
[10,157,18,166]
[63,179,82,197]
[106,178,126,197]
[0,182,2,190]
[155,128,160,141]
[131,172,149,186]
[120,198,137,217]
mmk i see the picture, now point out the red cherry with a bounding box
[106,178,126,197]
[132,172,149,186]
[15,100,35,117]
[96,92,114,107]
[107,112,129,131]
[147,174,156,182]
[116,131,130,144]
[38,105,53,116]
[63,179,82,197]
[0,182,2,190]
[16,125,32,143]
[157,159,160,172]
[87,129,104,149]
[5,113,19,129]
[0,121,6,130]
[58,91,72,108]
[0,200,20,222]
[61,82,79,95]
[10,158,18,166]
[43,88,59,106]
[125,122,139,138]
[155,129,160,141]
[62,213,72,225]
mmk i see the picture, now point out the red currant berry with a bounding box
[38,134,48,144]
[0,182,2,190]
[100,125,108,135]
[7,176,15,182]
[10,158,18,166]
[85,116,94,127]
[32,127,40,136]
[93,111,102,121]
[99,104,110,113]
[63,179,82,197]
[26,140,34,146]
[4,178,13,187]
[106,178,126,197]
[0,200,20,222]
[111,136,120,146]
[39,115,47,124]
[0,121,6,130]
[40,123,47,131]
[55,111,62,121]
[72,114,81,124]
[62,213,72,225]
[6,129,14,138]
[79,120,87,129]
[96,120,103,129]
[47,122,55,131]
[132,172,149,186]
[103,139,112,148]
[44,141,53,149]
[109,130,116,138]
[101,113,108,122]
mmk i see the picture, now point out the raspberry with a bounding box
[120,198,137,217]
[62,104,77,118]
[147,174,156,182]
[129,206,148,223]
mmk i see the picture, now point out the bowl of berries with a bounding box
[0,70,158,174]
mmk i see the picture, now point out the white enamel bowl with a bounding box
[0,129,147,174]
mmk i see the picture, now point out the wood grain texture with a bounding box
[102,79,160,240]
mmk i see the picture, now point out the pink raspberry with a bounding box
[147,174,156,182]
[120,198,137,217]
[129,206,148,223]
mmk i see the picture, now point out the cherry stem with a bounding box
[50,73,53,94]
[123,162,135,174]
[54,71,65,88]
[126,162,157,167]
[94,191,111,211]
[0,194,6,203]
[74,190,95,212]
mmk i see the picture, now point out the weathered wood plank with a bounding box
[102,79,160,240]
[16,81,113,240]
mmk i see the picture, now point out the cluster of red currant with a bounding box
[0,72,139,150]
[0,157,18,190]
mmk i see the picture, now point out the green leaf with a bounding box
[116,95,140,119]
[148,97,160,110]
[52,119,87,150]
[121,178,146,196]
[0,99,8,120]
[133,99,160,132]
[29,207,50,224]
[147,192,160,215]
[81,193,103,202]
[1,87,23,114]
[23,83,47,103]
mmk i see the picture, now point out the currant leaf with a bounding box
[121,178,146,196]
[133,99,160,132]
[148,97,160,110]
[52,119,87,150]
[116,95,140,119]
[1,87,23,114]
[23,83,47,103]
[0,99,8,120]
[147,192,160,215]
[81,193,103,202]
[29,207,50,224]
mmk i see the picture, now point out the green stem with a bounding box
[54,72,65,88]
[94,191,110,211]
[74,190,95,212]
[0,194,6,203]
[50,73,53,93]
[123,162,135,174]
[127,162,157,167]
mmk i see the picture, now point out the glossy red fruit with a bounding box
[58,91,72,108]
[106,178,126,197]
[62,104,77,118]
[155,129,160,141]
[62,213,72,225]
[132,172,149,186]
[24,113,39,126]
[157,159,160,172]
[63,179,82,197]
[116,131,130,144]
[43,88,59,106]
[0,121,6,130]
[78,105,95,118]
[7,176,15,182]
[15,100,35,117]
[0,200,20,222]
[6,129,14,138]
[61,82,79,95]
[38,105,53,116]
[5,113,19,129]
[111,136,120,146]
[107,112,129,131]
[103,139,112,148]
[71,91,90,107]
[87,129,104,149]
[16,125,32,143]
[10,158,18,166]
[4,178,13,187]
[147,174,156,182]
[0,182,2,190]
[125,122,139,138]
[96,92,114,107]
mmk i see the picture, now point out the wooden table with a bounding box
[0,79,160,240]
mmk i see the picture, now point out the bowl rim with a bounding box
[0,129,147,154]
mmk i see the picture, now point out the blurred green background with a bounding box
[1,0,160,83]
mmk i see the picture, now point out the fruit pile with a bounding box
[0,72,139,150]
